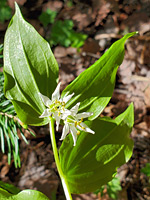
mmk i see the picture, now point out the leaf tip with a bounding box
[126,102,134,127]
[123,31,138,41]
[14,2,22,17]
[128,102,134,113]
[14,2,19,10]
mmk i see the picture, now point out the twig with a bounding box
[130,75,150,82]
[0,112,21,124]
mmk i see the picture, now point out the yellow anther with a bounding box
[82,126,85,130]
[81,117,83,122]
[54,107,58,111]
[77,131,80,135]
[75,121,78,127]
[77,121,81,126]
[55,100,60,104]
[62,102,66,106]
[58,111,61,117]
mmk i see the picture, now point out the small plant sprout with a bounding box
[2,2,138,200]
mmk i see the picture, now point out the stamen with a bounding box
[58,111,61,117]
[81,117,83,122]
[75,121,78,127]
[62,102,66,106]
[77,121,81,125]
[82,126,85,130]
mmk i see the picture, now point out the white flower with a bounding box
[39,82,73,130]
[39,83,95,146]
[60,103,95,146]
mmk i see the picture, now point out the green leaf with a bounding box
[59,104,134,194]
[95,177,122,199]
[0,0,12,23]
[3,3,59,126]
[62,32,137,120]
[0,181,20,194]
[50,20,87,48]
[39,9,57,27]
[0,188,50,200]
[50,20,74,47]
[70,31,87,48]
[141,163,150,177]
[107,177,122,199]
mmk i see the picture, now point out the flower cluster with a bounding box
[39,83,95,146]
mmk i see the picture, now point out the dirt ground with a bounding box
[0,0,150,199]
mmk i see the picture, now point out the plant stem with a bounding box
[49,117,73,200]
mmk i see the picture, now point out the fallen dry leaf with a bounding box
[42,1,63,12]
[0,165,10,178]
[144,85,150,107]
[72,9,93,30]
[54,46,67,58]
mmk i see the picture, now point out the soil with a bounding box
[0,0,150,199]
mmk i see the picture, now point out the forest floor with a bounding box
[0,0,150,199]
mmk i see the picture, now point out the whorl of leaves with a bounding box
[0,45,34,168]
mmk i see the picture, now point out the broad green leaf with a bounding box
[62,32,137,120]
[59,104,134,194]
[0,188,50,200]
[3,3,59,126]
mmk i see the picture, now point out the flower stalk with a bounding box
[49,117,73,200]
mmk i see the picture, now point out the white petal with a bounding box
[70,125,77,146]
[70,102,80,115]
[63,93,74,103]
[52,82,61,101]
[61,109,71,120]
[80,122,95,134]
[76,112,93,119]
[38,92,51,107]
[60,123,69,140]
[53,112,61,131]
[39,109,51,118]
[76,125,83,131]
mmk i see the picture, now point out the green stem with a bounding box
[49,117,73,200]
